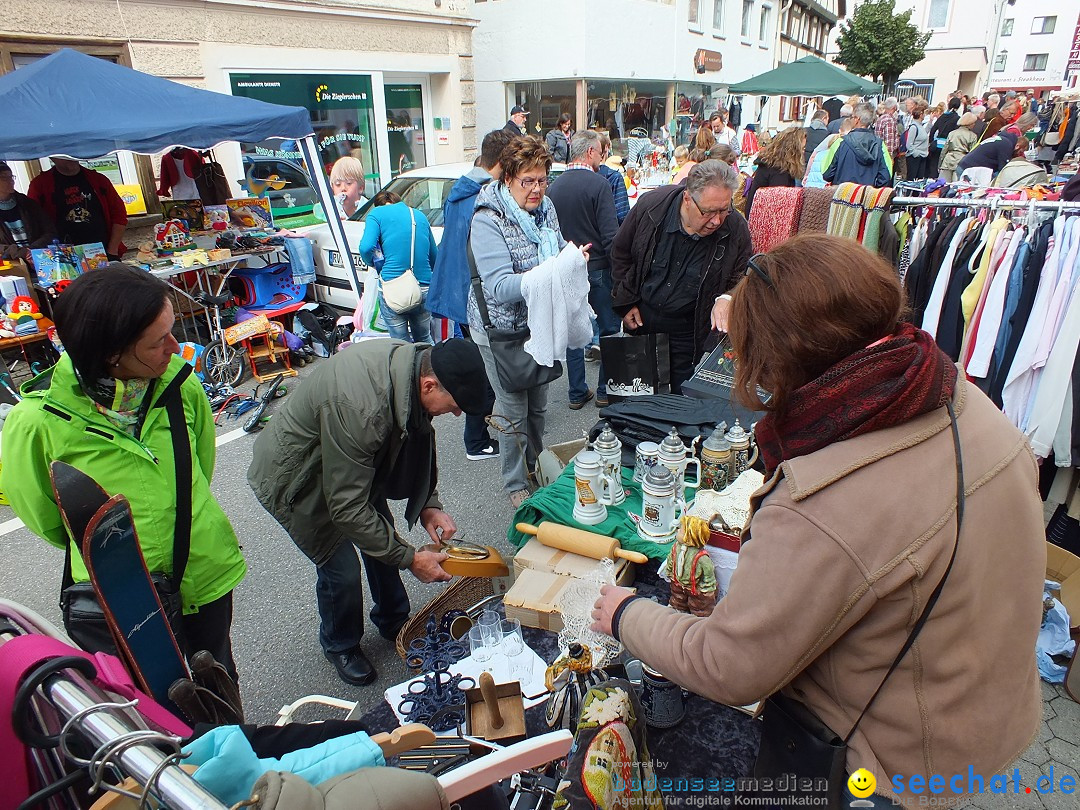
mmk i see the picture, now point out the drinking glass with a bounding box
[468,625,494,671]
[477,609,502,646]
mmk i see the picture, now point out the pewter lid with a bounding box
[643,464,675,488]
[725,420,749,444]
[659,427,685,454]
[702,423,731,451]
[575,449,602,466]
[593,423,621,452]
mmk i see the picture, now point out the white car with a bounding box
[301,161,566,310]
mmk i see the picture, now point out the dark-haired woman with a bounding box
[592,235,1043,805]
[545,114,573,163]
[1,264,246,676]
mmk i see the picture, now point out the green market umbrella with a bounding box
[726,55,881,97]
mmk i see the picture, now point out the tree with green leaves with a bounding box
[835,0,931,90]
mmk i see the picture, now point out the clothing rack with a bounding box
[891,196,1080,211]
[3,624,227,810]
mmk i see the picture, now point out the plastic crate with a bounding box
[229,263,306,309]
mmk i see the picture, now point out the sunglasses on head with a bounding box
[745,253,775,289]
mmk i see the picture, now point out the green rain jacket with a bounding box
[0,354,246,614]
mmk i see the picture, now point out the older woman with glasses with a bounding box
[468,135,573,509]
[611,159,753,392]
[594,234,1044,807]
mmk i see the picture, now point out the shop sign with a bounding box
[1067,11,1080,80]
[694,50,723,74]
[435,116,452,146]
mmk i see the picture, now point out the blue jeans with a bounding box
[567,267,621,401]
[314,509,411,654]
[380,285,432,343]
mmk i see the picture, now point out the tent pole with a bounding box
[299,135,362,304]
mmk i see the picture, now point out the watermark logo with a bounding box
[848,769,876,807]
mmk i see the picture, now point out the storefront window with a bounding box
[674,83,727,146]
[585,80,671,157]
[511,81,577,137]
[384,84,427,178]
[230,73,380,220]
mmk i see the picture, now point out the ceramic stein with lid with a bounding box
[699,422,733,492]
[573,449,618,526]
[638,464,684,541]
[658,427,701,493]
[724,420,759,480]
[590,423,625,505]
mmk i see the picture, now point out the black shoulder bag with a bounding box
[59,365,195,655]
[467,236,563,394]
[753,400,965,809]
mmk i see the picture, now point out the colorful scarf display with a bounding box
[755,322,957,475]
[747,186,805,253]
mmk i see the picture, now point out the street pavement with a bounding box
[1,354,1077,806]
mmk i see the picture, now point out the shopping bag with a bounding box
[599,330,670,402]
[354,281,388,336]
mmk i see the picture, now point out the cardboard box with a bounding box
[513,538,635,586]
[504,568,636,633]
[534,438,587,489]
[1046,542,1080,628]
[503,570,573,633]
[0,259,40,308]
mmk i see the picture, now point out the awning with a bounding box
[726,55,881,97]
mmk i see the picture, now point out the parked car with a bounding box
[301,161,565,310]
[241,154,319,219]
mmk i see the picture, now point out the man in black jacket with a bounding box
[929,96,962,173]
[610,160,751,393]
[804,110,830,167]
[546,130,620,408]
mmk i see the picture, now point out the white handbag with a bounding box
[379,208,423,314]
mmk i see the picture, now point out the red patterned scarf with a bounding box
[755,322,957,476]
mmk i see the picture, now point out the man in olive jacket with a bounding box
[610,160,752,393]
[248,339,487,686]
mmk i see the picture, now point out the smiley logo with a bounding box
[848,769,876,799]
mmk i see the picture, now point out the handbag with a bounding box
[379,208,424,315]
[467,238,563,394]
[58,366,196,656]
[752,400,965,809]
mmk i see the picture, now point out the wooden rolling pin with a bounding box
[516,521,649,564]
[479,671,504,729]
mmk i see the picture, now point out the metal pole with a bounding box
[890,196,1080,210]
[43,670,228,809]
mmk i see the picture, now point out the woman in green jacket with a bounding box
[1,265,246,677]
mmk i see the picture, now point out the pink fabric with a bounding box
[747,186,805,253]
[0,635,191,809]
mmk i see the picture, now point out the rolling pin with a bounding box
[516,521,649,564]
[479,671,504,729]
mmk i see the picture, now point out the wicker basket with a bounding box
[395,577,497,662]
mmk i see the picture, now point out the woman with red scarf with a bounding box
[591,235,1045,807]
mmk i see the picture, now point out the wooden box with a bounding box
[512,538,635,586]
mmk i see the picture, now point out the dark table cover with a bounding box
[359,565,761,804]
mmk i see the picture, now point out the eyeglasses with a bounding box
[745,252,775,289]
[516,177,549,191]
[688,194,733,221]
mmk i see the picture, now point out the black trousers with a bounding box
[638,302,698,395]
[181,591,238,682]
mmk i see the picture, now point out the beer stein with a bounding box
[573,449,618,526]
[724,420,759,480]
[658,427,701,493]
[640,664,686,728]
[699,422,733,492]
[633,441,660,484]
[590,423,625,505]
[638,465,684,541]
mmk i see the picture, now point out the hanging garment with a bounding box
[937,219,1006,361]
[960,225,1024,366]
[797,187,834,234]
[908,215,968,330]
[965,226,1028,377]
[747,186,805,253]
[1027,277,1080,460]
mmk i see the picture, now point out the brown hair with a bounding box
[372,190,402,206]
[755,125,806,181]
[694,127,717,152]
[709,144,738,165]
[498,135,552,180]
[729,234,905,414]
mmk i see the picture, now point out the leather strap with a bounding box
[159,364,194,587]
[467,236,494,330]
[844,398,964,743]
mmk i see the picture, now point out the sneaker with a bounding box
[585,345,602,362]
[509,489,531,509]
[466,443,500,461]
[595,393,609,407]
[568,389,595,410]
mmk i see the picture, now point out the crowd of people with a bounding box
[0,97,1055,807]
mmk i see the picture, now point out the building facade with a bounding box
[472,0,776,155]
[989,1,1080,97]
[1,0,476,215]
[774,0,846,123]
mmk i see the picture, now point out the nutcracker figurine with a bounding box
[666,515,718,617]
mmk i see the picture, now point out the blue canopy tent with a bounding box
[0,49,357,293]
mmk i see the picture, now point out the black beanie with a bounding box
[429,339,488,416]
